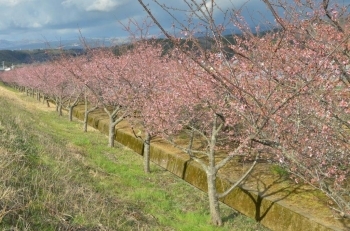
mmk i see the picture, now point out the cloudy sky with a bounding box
[0,0,144,42]
[0,0,274,43]
[0,0,348,44]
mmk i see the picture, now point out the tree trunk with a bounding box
[207,170,222,226]
[144,132,151,173]
[84,93,89,132]
[44,96,50,107]
[207,114,222,226]
[105,106,125,148]
[83,112,89,132]
[58,104,63,116]
[83,93,98,132]
[108,116,115,147]
[67,95,82,122]
[68,106,73,121]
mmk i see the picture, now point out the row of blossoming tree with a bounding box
[137,0,350,224]
[0,0,349,226]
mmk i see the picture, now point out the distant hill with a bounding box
[0,37,127,65]
[0,49,85,66]
[0,29,278,66]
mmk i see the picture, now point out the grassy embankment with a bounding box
[0,84,269,231]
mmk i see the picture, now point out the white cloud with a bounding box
[7,6,53,29]
[62,0,123,12]
[86,0,121,12]
[31,22,42,28]
[0,0,28,7]
[200,0,256,14]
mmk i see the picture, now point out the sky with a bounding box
[0,0,145,42]
[0,0,272,43]
[0,0,349,44]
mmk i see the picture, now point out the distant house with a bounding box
[0,67,11,71]
[0,61,13,71]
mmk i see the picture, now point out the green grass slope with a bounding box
[0,85,269,231]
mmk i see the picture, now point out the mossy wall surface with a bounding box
[72,107,349,231]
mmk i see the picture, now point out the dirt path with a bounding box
[0,86,53,113]
[0,86,98,132]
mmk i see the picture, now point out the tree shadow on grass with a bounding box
[222,212,239,223]
[241,174,313,222]
[240,175,350,230]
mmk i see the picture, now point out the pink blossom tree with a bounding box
[78,48,134,147]
[60,54,102,132]
[121,41,166,173]
[138,0,350,224]
[258,0,350,216]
